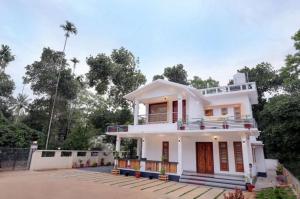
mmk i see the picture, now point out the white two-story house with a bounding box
[106,73,266,189]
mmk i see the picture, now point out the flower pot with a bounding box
[180,126,185,130]
[159,174,168,181]
[148,175,153,180]
[200,125,205,130]
[80,163,84,168]
[135,171,141,178]
[246,184,255,192]
[125,172,129,176]
[223,124,229,129]
[244,123,252,129]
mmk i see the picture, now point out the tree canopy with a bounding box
[190,76,219,89]
[86,47,146,108]
[163,64,188,85]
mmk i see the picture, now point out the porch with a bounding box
[113,131,262,182]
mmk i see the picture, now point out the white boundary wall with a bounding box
[30,150,113,171]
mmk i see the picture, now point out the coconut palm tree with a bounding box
[70,57,79,74]
[0,44,15,72]
[13,93,30,123]
[46,21,77,149]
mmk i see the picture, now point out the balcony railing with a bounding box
[106,125,128,132]
[181,116,257,130]
[138,113,168,124]
[106,116,257,133]
[200,82,256,95]
[118,159,178,174]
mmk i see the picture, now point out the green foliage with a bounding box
[0,72,15,97]
[163,64,188,85]
[24,47,78,100]
[259,94,300,162]
[62,126,93,150]
[86,47,146,108]
[280,30,300,93]
[0,44,15,72]
[257,187,296,199]
[0,111,44,148]
[152,74,164,81]
[189,76,219,89]
[237,62,279,121]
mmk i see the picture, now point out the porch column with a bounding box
[241,136,250,178]
[134,99,139,125]
[140,137,147,171]
[115,135,121,166]
[177,95,183,122]
[136,138,142,159]
[177,136,183,175]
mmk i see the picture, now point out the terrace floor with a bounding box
[0,169,256,199]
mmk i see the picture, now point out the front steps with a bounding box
[179,171,246,190]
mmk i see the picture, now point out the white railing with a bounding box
[138,113,168,124]
[182,116,257,130]
[200,82,256,95]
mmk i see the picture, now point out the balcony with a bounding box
[200,82,256,96]
[180,116,257,130]
[106,114,257,134]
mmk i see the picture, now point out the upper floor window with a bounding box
[221,108,228,115]
[234,106,241,120]
[149,102,167,123]
[205,109,213,116]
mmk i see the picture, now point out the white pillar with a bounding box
[241,136,250,178]
[136,138,142,159]
[141,137,147,158]
[177,136,183,175]
[115,136,121,166]
[134,99,139,125]
[177,95,183,122]
[140,137,147,171]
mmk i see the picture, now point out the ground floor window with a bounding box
[162,141,169,161]
[233,142,244,172]
[219,142,229,171]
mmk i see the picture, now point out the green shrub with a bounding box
[256,187,296,199]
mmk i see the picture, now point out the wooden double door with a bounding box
[196,142,214,174]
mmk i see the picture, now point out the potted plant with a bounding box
[78,159,84,168]
[134,165,141,178]
[222,119,229,129]
[200,119,205,130]
[244,176,255,192]
[159,167,168,181]
[111,165,120,175]
[243,116,252,129]
[177,119,185,130]
[276,164,284,175]
[91,161,97,167]
[86,159,90,167]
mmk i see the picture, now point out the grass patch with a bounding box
[256,187,296,199]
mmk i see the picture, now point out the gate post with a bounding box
[27,141,38,170]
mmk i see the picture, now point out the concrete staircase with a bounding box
[179,171,246,190]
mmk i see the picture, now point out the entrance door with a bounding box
[233,142,244,172]
[196,142,214,174]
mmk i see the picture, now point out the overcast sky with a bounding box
[1,0,300,96]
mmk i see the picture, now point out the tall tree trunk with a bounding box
[45,36,68,149]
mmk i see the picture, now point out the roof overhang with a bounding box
[124,79,209,104]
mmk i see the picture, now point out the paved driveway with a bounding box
[0,169,255,199]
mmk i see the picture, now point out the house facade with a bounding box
[106,73,266,188]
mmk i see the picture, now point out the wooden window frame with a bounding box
[162,141,169,162]
[219,142,229,171]
[205,109,214,116]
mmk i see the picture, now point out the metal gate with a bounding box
[0,148,30,171]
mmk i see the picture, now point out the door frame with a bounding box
[195,142,214,174]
